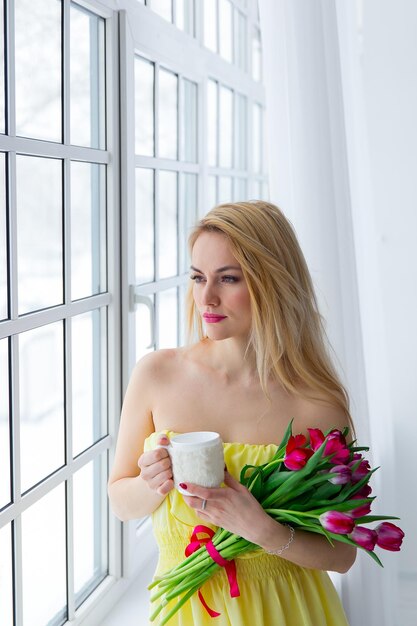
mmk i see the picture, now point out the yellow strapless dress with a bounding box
[144,431,350,626]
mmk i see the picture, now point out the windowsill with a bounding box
[101,548,158,626]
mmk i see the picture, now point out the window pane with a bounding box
[219,176,232,203]
[71,162,106,301]
[252,27,262,82]
[70,4,106,149]
[252,179,262,199]
[158,171,177,279]
[150,0,172,22]
[136,294,155,361]
[135,57,154,156]
[208,175,217,209]
[234,177,247,201]
[219,0,233,63]
[176,0,195,36]
[203,0,217,52]
[219,86,233,168]
[0,338,10,509]
[235,11,246,72]
[158,288,178,348]
[0,524,13,626]
[235,94,247,170]
[73,454,108,609]
[15,0,62,141]
[17,156,63,315]
[159,69,178,159]
[181,79,197,163]
[207,80,217,167]
[0,153,6,320]
[72,309,107,458]
[22,484,66,626]
[179,173,197,273]
[135,168,155,284]
[19,322,65,493]
[0,1,5,133]
[253,103,262,174]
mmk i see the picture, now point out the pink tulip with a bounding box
[329,465,352,485]
[349,456,371,483]
[350,526,378,551]
[349,495,372,518]
[308,428,325,450]
[284,435,313,470]
[375,522,405,552]
[319,511,355,534]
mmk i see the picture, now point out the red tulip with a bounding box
[375,522,405,552]
[329,464,352,485]
[350,526,378,551]
[355,484,372,498]
[319,511,355,534]
[284,435,313,470]
[308,428,349,464]
[349,495,372,518]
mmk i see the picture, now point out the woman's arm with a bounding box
[107,353,174,521]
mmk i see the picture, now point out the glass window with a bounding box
[0,1,5,134]
[219,0,233,63]
[0,338,10,509]
[179,173,197,273]
[203,0,217,52]
[208,175,217,209]
[150,0,172,22]
[0,524,13,626]
[207,80,218,167]
[252,103,262,174]
[70,4,106,149]
[252,27,262,82]
[0,153,6,320]
[72,309,107,458]
[176,0,195,36]
[16,156,63,315]
[135,168,155,284]
[235,10,247,72]
[181,79,197,163]
[219,176,232,203]
[135,57,155,156]
[19,322,65,494]
[136,294,155,361]
[234,177,247,201]
[159,68,178,159]
[158,170,178,278]
[15,0,62,142]
[219,86,233,168]
[22,484,67,625]
[71,161,107,301]
[73,454,108,608]
[158,288,178,348]
[235,93,247,170]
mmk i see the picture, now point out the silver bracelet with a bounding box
[266,524,295,556]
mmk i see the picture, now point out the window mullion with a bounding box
[63,0,70,146]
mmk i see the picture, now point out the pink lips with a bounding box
[203,313,227,323]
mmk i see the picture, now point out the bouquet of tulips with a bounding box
[148,420,404,625]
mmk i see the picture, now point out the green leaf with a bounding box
[352,515,400,524]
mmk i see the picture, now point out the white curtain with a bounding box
[259,1,417,625]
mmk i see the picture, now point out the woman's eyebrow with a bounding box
[190,265,242,273]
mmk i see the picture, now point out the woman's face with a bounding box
[190,231,252,340]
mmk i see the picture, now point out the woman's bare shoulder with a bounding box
[293,388,350,434]
[131,344,200,385]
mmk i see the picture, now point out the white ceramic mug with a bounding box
[157,432,224,495]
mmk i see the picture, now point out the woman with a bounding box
[108,201,355,625]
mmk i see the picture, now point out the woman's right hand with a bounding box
[137,434,174,496]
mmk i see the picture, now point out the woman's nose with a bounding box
[201,282,220,306]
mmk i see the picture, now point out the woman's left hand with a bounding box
[181,470,273,546]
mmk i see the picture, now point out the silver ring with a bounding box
[201,498,207,511]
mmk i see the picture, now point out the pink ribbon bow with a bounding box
[185,524,240,617]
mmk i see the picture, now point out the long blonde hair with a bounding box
[186,200,353,429]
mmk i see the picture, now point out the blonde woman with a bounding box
[108,201,355,625]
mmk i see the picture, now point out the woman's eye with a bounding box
[221,276,238,283]
[190,274,205,283]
